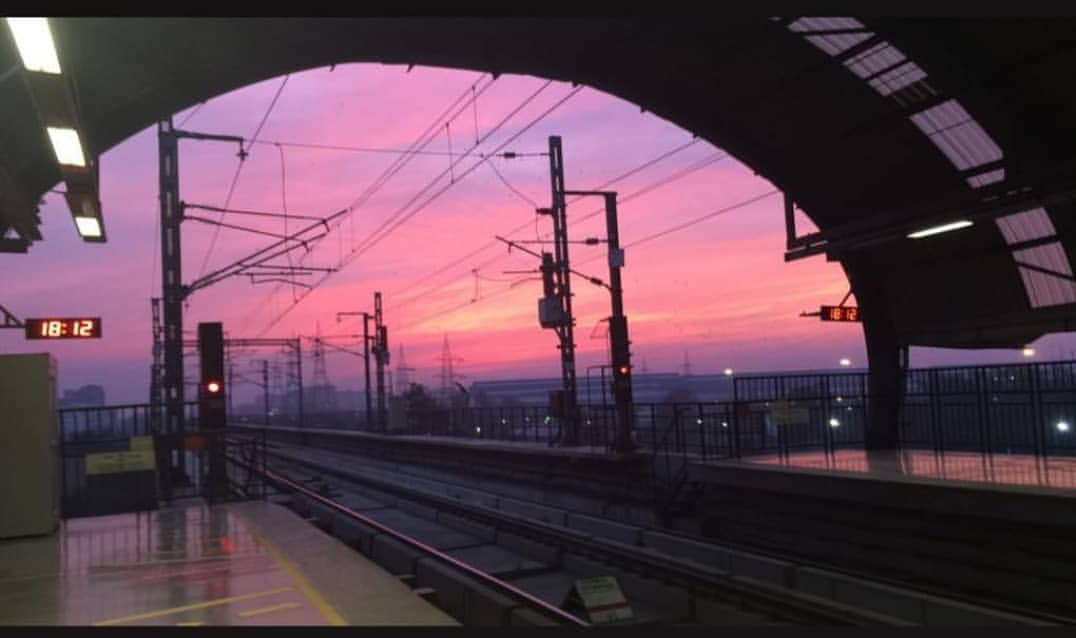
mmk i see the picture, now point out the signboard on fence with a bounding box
[85,449,156,475]
[770,399,809,426]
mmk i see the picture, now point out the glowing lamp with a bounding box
[6,18,61,74]
[907,220,973,239]
[46,126,87,167]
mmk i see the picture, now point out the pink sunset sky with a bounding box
[3,64,1072,404]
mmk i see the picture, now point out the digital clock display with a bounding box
[819,305,860,322]
[25,317,102,339]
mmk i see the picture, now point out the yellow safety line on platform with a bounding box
[91,586,294,626]
[176,621,205,626]
[238,601,302,618]
[234,511,346,626]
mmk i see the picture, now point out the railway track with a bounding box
[248,438,1076,628]
[251,447,928,626]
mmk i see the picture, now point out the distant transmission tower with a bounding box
[395,344,416,394]
[311,324,335,411]
[436,334,464,405]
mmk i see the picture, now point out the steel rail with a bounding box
[258,465,589,627]
[262,450,895,626]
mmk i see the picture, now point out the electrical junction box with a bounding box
[0,353,59,538]
[539,296,568,328]
[609,248,625,268]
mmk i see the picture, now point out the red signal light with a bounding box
[206,381,221,394]
[618,365,630,376]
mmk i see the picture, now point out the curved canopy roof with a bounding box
[2,17,1076,348]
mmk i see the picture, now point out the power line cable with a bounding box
[391,149,725,313]
[233,72,493,334]
[389,138,704,303]
[257,82,580,336]
[403,188,779,330]
[195,75,291,281]
[487,159,540,209]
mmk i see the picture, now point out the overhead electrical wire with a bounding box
[388,139,706,305]
[486,159,540,209]
[255,80,582,336]
[388,138,707,305]
[195,75,291,282]
[399,188,780,331]
[232,72,494,333]
[390,148,726,314]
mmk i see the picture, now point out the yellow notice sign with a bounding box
[771,399,810,426]
[129,436,155,451]
[85,450,156,475]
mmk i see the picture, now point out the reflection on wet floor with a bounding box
[0,501,456,626]
[742,449,1076,490]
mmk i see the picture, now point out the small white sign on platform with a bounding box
[562,575,634,624]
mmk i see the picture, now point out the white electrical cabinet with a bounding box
[0,353,59,538]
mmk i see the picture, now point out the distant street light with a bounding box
[724,368,734,376]
[1022,346,1036,358]
[839,357,852,367]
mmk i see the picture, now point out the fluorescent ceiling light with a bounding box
[907,220,973,239]
[6,18,62,74]
[74,216,101,238]
[46,127,86,167]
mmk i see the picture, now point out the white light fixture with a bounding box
[1022,346,1036,358]
[1058,421,1070,433]
[724,368,734,376]
[839,357,852,367]
[720,421,728,428]
[829,417,840,428]
[46,127,86,167]
[907,220,973,239]
[74,216,101,238]
[6,18,62,74]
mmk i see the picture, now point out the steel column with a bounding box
[548,136,579,446]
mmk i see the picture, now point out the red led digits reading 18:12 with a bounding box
[24,318,102,340]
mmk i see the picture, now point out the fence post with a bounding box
[1030,362,1048,486]
[974,366,991,482]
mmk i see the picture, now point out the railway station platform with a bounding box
[688,449,1076,524]
[234,425,651,503]
[685,450,1076,614]
[0,500,456,626]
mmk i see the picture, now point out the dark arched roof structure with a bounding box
[3,17,1076,349]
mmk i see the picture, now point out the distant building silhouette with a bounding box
[58,384,106,408]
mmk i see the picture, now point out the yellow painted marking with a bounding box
[234,511,346,626]
[238,601,302,618]
[176,621,204,626]
[91,586,294,626]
